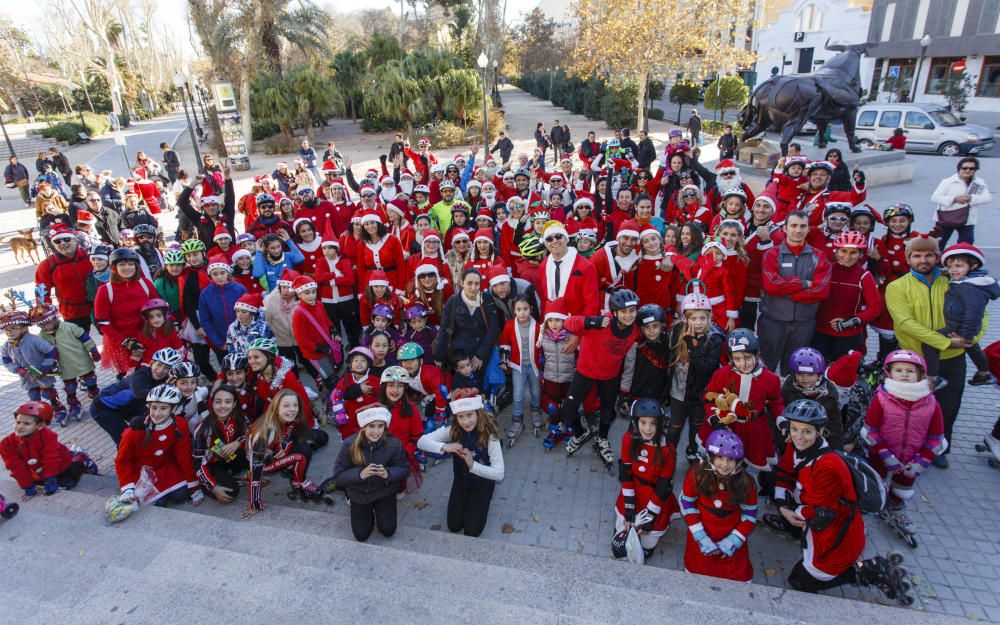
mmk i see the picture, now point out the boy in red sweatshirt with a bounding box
[290,274,341,406]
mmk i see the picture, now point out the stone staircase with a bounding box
[0,135,64,162]
[0,475,954,625]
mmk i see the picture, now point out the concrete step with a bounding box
[0,136,61,161]
[2,479,953,625]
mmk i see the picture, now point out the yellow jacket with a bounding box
[886,270,987,360]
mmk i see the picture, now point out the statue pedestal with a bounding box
[734,142,914,193]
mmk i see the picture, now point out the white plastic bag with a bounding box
[133,465,161,505]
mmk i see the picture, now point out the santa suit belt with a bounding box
[365,264,397,272]
[732,411,761,424]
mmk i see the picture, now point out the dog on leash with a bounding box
[1,229,43,265]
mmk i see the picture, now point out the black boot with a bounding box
[877,335,898,365]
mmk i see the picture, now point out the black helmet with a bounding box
[637,304,665,326]
[133,224,157,237]
[169,361,201,379]
[781,398,828,428]
[725,328,760,355]
[109,247,140,265]
[221,353,248,372]
[630,397,663,420]
[608,289,640,312]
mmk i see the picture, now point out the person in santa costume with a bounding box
[290,274,341,401]
[812,231,883,360]
[701,160,755,215]
[314,226,360,346]
[357,210,406,295]
[294,184,337,235]
[674,184,713,231]
[499,197,527,270]
[680,429,758,581]
[537,220,600,317]
[246,338,326,436]
[613,398,681,560]
[407,262,453,325]
[700,328,784,471]
[765,155,808,222]
[404,136,438,183]
[131,168,162,214]
[870,203,920,361]
[406,229,452,289]
[359,269,401,327]
[291,217,324,276]
[633,225,691,315]
[466,228,505,286]
[565,194,606,242]
[691,236,736,330]
[592,219,641,311]
[709,188,749,233]
[386,199,416,257]
[795,160,867,227]
[178,170,236,251]
[742,194,784,329]
[806,201,852,262]
[717,220,751,331]
[94,248,161,375]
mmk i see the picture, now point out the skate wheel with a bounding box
[976,443,988,452]
[898,580,911,592]
[322,496,334,505]
[286,491,299,501]
[989,458,1000,469]
[900,593,916,606]
[887,551,905,565]
[1,503,18,519]
[895,565,909,577]
[904,534,918,548]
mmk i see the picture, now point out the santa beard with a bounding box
[399,179,414,195]
[380,186,397,202]
[716,174,742,194]
[482,191,497,208]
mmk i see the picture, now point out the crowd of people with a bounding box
[3,123,999,603]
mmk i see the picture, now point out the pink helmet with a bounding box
[141,298,170,315]
[883,349,926,374]
[681,280,712,313]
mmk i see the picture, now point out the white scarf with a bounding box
[884,378,932,402]
[546,247,578,301]
[460,290,480,315]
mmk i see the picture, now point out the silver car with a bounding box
[854,103,994,156]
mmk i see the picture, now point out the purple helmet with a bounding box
[404,303,429,321]
[704,429,744,461]
[788,347,826,375]
[371,304,394,320]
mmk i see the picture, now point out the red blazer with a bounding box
[0,428,72,488]
[358,235,406,294]
[115,417,198,498]
[538,250,600,318]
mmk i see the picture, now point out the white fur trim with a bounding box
[450,396,484,414]
[357,406,392,428]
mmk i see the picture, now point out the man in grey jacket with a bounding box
[758,211,832,373]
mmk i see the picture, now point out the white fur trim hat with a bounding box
[357,405,392,428]
[449,395,484,414]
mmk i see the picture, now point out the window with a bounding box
[899,0,919,40]
[795,3,823,32]
[978,56,1000,97]
[904,111,933,129]
[979,0,1000,34]
[879,111,902,128]
[858,110,878,127]
[925,57,965,94]
[928,1,955,37]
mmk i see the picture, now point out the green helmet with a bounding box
[396,342,424,361]
[163,249,185,265]
[518,233,545,260]
[181,239,206,255]
[247,337,278,355]
[380,365,410,384]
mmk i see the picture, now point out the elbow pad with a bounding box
[584,316,604,329]
[654,478,673,501]
[618,461,631,484]
[809,506,837,532]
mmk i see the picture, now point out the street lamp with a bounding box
[548,67,555,101]
[492,60,499,105]
[173,73,202,167]
[477,52,489,153]
[68,90,88,135]
[912,34,932,102]
[57,90,70,115]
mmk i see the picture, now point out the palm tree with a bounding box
[331,50,364,121]
[443,68,482,125]
[363,60,422,135]
[285,65,342,138]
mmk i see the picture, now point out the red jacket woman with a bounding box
[94,255,159,373]
[700,365,784,469]
[615,430,680,541]
[358,222,406,294]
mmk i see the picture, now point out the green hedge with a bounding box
[517,71,651,130]
[648,107,664,121]
[702,120,744,136]
[39,111,111,145]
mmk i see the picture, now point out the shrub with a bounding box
[647,107,664,121]
[601,79,638,130]
[260,134,299,154]
[252,121,280,141]
[702,120,744,136]
[583,77,606,120]
[40,111,110,144]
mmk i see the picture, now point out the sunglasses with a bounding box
[297,190,314,196]
[960,166,978,171]
[85,198,99,203]
[544,234,566,243]
[828,215,849,222]
[682,192,697,198]
[720,172,736,178]
[360,193,375,198]
[637,175,649,180]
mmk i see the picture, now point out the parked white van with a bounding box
[853,103,994,156]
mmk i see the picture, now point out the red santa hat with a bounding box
[414,262,440,280]
[941,242,986,267]
[701,237,727,256]
[234,292,263,312]
[321,221,339,247]
[76,210,96,224]
[292,217,314,234]
[417,137,430,146]
[475,209,494,223]
[207,255,232,274]
[367,270,390,288]
[576,217,600,242]
[399,169,414,180]
[231,249,252,263]
[473,228,494,246]
[359,210,383,225]
[826,350,863,389]
[485,265,510,287]
[449,387,484,414]
[548,173,565,183]
[329,178,346,189]
[543,297,569,321]
[277,268,300,287]
[357,403,392,428]
[50,225,75,241]
[386,199,409,218]
[451,230,471,243]
[292,274,318,293]
[617,219,641,240]
[753,192,777,213]
[574,194,595,210]
[213,224,232,241]
[422,229,442,244]
[639,224,661,240]
[201,195,221,206]
[467,179,482,189]
[715,159,738,175]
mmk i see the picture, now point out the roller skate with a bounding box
[86,386,99,400]
[968,370,995,386]
[880,506,918,548]
[506,418,524,449]
[67,401,83,422]
[287,480,334,505]
[531,408,544,438]
[593,436,615,471]
[974,434,1000,469]
[853,553,915,606]
[0,492,18,520]
[565,423,594,456]
[72,449,101,476]
[53,406,68,427]
[542,423,568,452]
[685,445,700,465]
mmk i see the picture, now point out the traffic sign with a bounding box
[887,66,900,78]
[952,60,966,73]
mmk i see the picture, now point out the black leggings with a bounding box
[191,343,219,379]
[447,480,495,537]
[350,495,398,542]
[325,300,362,347]
[56,461,86,487]
[558,372,619,438]
[154,487,191,507]
[204,456,248,500]
[668,397,705,454]
[787,560,856,593]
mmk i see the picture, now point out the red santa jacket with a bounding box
[133,178,161,213]
[681,467,758,582]
[291,299,338,361]
[136,329,184,364]
[252,358,314,428]
[591,244,639,307]
[36,248,94,320]
[722,250,749,322]
[680,203,713,231]
[691,255,732,328]
[744,225,781,302]
[538,249,600,318]
[805,226,843,262]
[296,199,338,235]
[564,314,639,380]
[635,253,689,315]
[499,317,541,376]
[295,240,324,277]
[616,433,680,533]
[875,232,919,283]
[315,255,356,303]
[798,185,867,227]
[0,428,72,489]
[387,399,424,459]
[331,372,380,439]
[700,365,784,469]
[233,269,265,296]
[815,262,883,338]
[405,363,449,416]
[769,174,804,222]
[499,219,522,267]
[358,236,406,295]
[705,183,755,217]
[115,417,199,499]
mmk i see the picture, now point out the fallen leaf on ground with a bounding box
[532,514,541,522]
[414,501,429,510]
[501,523,516,534]
[764,567,777,576]
[430,524,441,531]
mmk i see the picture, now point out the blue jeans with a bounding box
[936,224,974,247]
[511,366,540,419]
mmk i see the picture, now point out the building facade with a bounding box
[867,0,1000,111]
[754,1,876,91]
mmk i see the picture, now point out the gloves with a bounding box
[878,448,904,473]
[692,529,720,556]
[24,484,37,498]
[120,486,136,503]
[634,509,655,532]
[902,462,925,480]
[315,343,330,355]
[835,317,862,332]
[43,477,59,495]
[717,532,745,557]
[379,154,388,164]
[190,489,205,506]
[584,316,605,329]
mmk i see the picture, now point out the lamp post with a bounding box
[57,90,70,115]
[548,67,555,101]
[0,107,15,157]
[912,34,931,103]
[477,52,489,153]
[173,73,202,166]
[69,90,88,135]
[492,60,500,105]
[195,84,209,125]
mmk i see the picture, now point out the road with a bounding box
[63,112,189,177]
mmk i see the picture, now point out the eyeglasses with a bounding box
[720,172,736,178]
[960,166,978,171]
[544,234,565,243]
[360,193,375,198]
[637,175,649,180]
[682,192,697,198]
[85,198,99,203]
[828,215,849,222]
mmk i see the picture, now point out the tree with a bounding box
[669,79,701,124]
[512,8,557,76]
[941,71,975,113]
[362,60,423,134]
[703,75,748,122]
[284,65,342,138]
[331,50,365,121]
[442,68,483,124]
[569,0,756,130]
